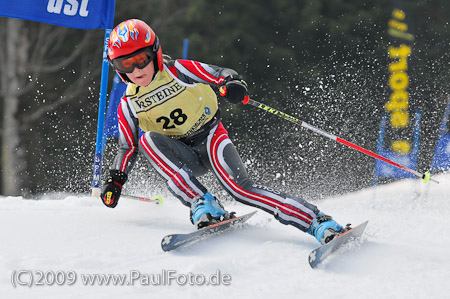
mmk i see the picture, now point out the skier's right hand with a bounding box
[100,170,128,208]
[219,75,248,104]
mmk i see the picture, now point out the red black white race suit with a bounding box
[111,59,318,231]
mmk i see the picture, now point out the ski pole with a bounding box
[243,97,438,184]
[124,195,164,205]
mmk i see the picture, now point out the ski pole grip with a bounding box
[219,86,227,97]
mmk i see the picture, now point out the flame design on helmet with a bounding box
[126,20,139,41]
[145,29,151,43]
[114,21,139,45]
[108,29,120,57]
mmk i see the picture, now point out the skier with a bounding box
[101,19,345,245]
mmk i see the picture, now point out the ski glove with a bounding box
[219,75,249,104]
[100,169,128,208]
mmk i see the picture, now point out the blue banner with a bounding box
[105,73,145,139]
[0,0,115,29]
[374,149,417,178]
[105,74,126,138]
[431,134,450,171]
[431,100,450,172]
[374,111,421,183]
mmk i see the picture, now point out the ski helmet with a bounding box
[108,19,163,82]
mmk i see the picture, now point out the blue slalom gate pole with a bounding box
[183,38,189,59]
[91,29,112,197]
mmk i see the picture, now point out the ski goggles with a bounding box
[112,48,154,73]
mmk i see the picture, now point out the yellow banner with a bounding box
[386,8,414,154]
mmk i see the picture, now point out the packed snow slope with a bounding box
[1,173,449,299]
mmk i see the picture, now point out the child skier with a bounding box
[101,19,345,245]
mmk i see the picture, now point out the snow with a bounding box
[1,173,450,299]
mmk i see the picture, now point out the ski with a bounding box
[161,211,257,252]
[308,220,368,268]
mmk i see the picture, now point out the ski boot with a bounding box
[190,192,232,229]
[307,212,348,245]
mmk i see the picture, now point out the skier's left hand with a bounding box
[219,76,248,104]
